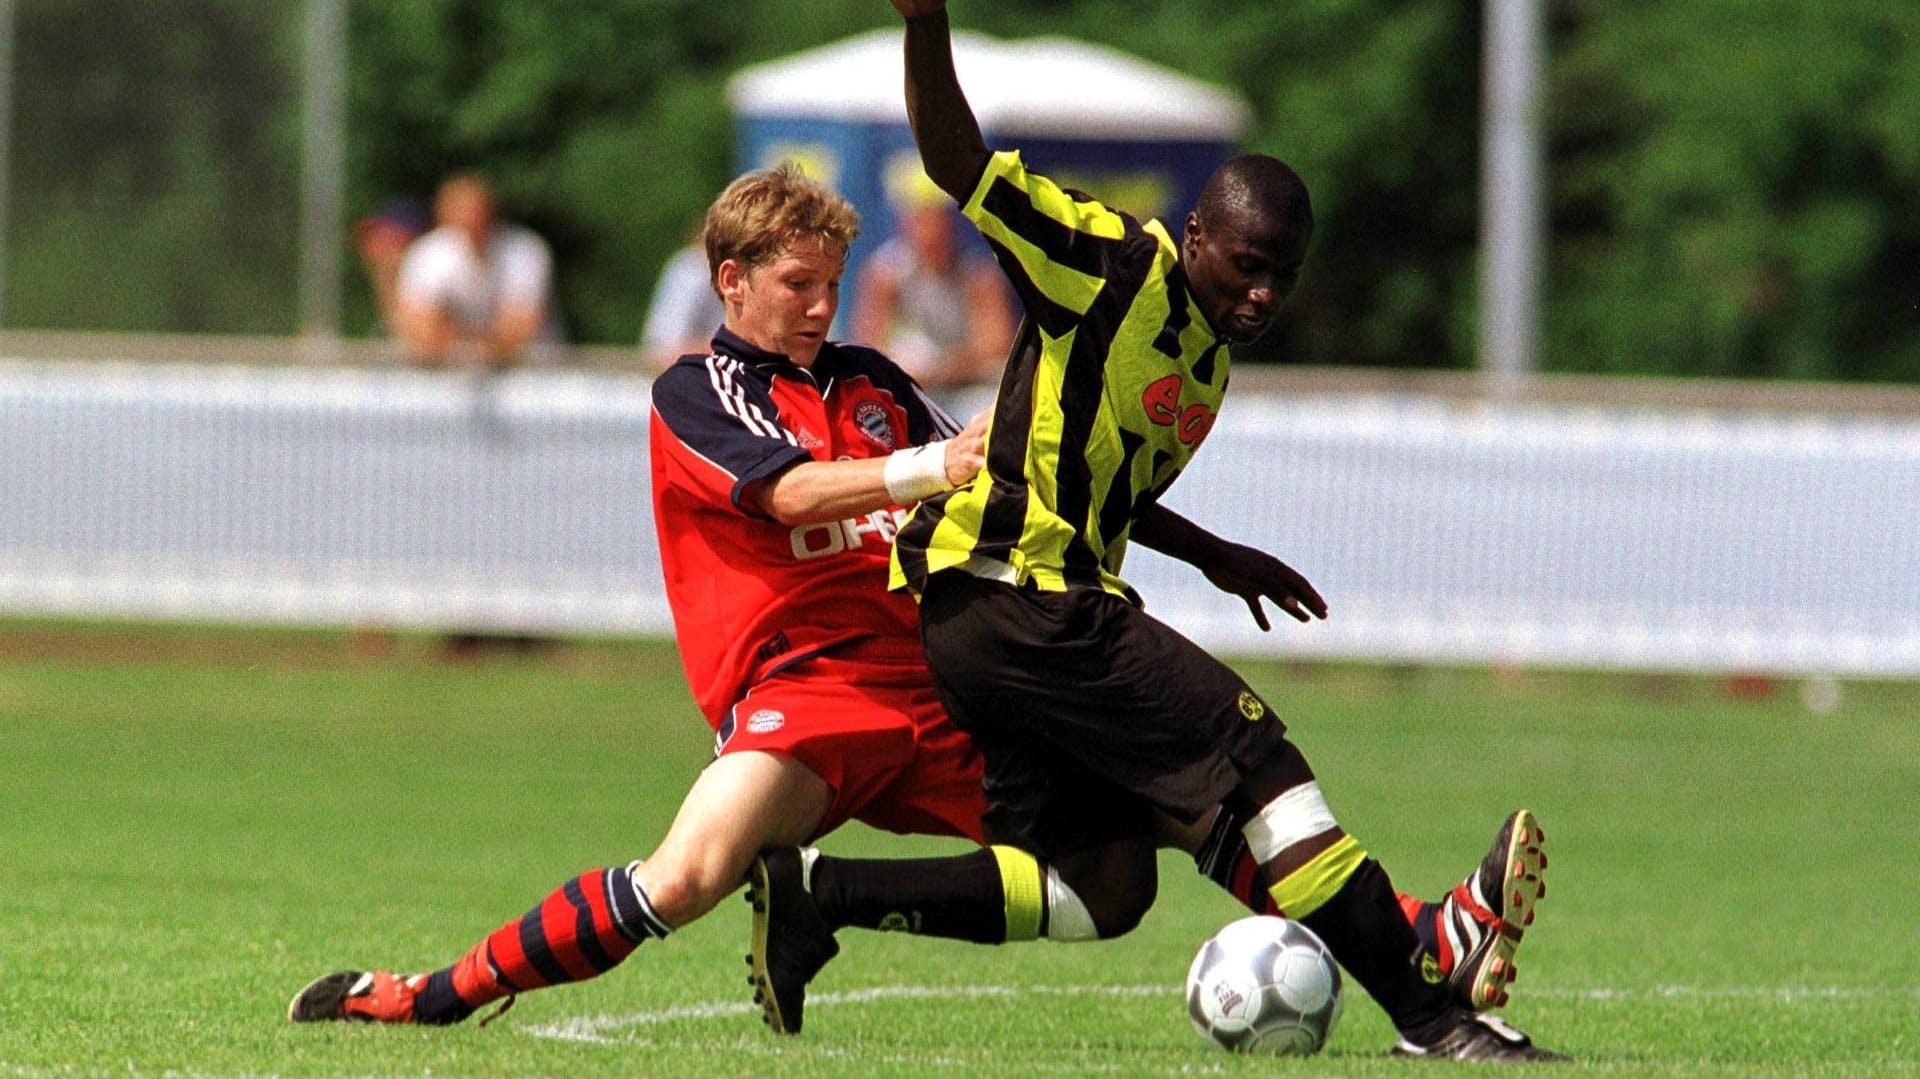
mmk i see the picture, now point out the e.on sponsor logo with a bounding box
[789,508,911,560]
[1141,374,1215,447]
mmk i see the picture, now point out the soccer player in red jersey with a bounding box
[289,165,1540,1030]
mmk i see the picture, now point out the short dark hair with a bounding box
[1195,154,1312,235]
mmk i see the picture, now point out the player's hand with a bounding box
[889,0,946,17]
[1198,542,1328,631]
[944,410,988,486]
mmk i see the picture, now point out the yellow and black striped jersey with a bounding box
[890,150,1229,602]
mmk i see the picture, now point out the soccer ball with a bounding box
[1185,915,1343,1055]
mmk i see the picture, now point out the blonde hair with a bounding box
[702,164,861,287]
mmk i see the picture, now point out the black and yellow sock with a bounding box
[806,846,1047,944]
[1271,847,1454,1036]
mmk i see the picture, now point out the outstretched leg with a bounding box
[1175,805,1548,1011]
[1227,744,1560,1061]
[744,837,1156,1034]
[288,751,831,1024]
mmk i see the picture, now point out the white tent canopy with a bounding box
[728,28,1249,142]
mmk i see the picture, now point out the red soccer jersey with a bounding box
[649,327,963,726]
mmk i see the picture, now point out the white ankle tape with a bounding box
[1044,867,1099,942]
[1242,782,1339,865]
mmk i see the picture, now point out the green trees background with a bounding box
[6,0,1917,380]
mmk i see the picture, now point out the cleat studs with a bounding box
[1537,851,1549,869]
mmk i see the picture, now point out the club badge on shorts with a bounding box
[746,709,786,733]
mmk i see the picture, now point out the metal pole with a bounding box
[299,0,347,362]
[0,0,16,329]
[1480,0,1545,398]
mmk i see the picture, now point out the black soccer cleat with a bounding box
[744,846,840,1035]
[1392,1011,1566,1062]
[1441,809,1548,1009]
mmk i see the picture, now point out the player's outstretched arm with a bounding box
[1132,503,1328,630]
[743,411,986,525]
[891,0,991,201]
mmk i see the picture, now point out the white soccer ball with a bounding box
[1185,915,1343,1056]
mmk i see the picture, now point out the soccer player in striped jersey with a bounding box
[287,166,1538,1035]
[742,1,1560,1061]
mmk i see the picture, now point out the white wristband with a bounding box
[883,440,955,504]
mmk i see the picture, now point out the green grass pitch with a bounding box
[2,624,1916,1077]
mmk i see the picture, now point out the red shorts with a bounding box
[714,651,987,845]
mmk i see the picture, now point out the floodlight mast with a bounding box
[1480,0,1545,399]
[0,0,15,329]
[300,0,348,362]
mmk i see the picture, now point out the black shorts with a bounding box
[918,571,1288,861]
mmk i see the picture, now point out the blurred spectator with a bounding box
[352,198,430,336]
[851,181,1015,390]
[395,173,560,369]
[640,229,725,370]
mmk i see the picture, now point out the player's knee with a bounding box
[1084,887,1153,939]
[1055,845,1157,940]
[632,854,736,926]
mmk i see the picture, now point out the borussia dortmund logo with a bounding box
[877,912,912,933]
[1236,691,1266,721]
[1420,952,1444,984]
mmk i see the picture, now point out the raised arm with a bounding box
[890,1,991,202]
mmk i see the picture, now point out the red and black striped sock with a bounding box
[413,861,671,1024]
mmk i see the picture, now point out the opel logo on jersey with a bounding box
[1237,691,1266,721]
[789,507,910,560]
[853,400,897,448]
[746,709,786,733]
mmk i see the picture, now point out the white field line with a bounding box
[520,982,1920,1046]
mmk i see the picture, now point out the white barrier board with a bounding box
[2,360,1913,675]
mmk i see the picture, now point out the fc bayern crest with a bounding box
[853,400,897,448]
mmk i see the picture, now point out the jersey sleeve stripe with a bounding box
[979,173,1124,279]
[983,243,1084,341]
[706,355,798,446]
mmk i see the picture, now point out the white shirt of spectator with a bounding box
[398,224,554,338]
[641,244,725,360]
